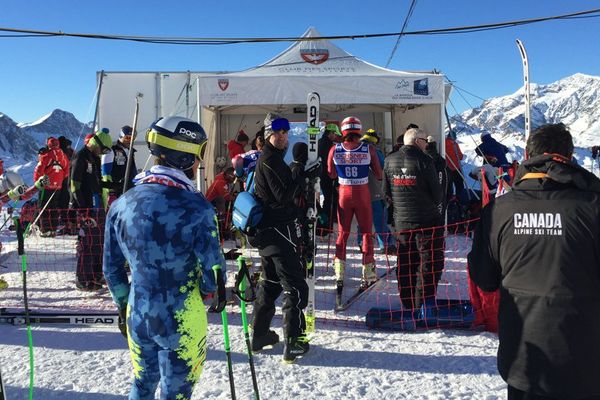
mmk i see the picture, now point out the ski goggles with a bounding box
[270,118,290,132]
[146,129,208,161]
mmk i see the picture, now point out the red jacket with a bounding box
[227,140,246,160]
[34,148,69,190]
[205,172,233,202]
[445,137,463,171]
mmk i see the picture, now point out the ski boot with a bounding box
[360,262,377,290]
[283,335,310,364]
[251,330,280,352]
[418,299,438,327]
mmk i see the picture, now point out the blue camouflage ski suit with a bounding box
[103,173,225,400]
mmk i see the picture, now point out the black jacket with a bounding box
[383,145,442,227]
[254,141,301,227]
[425,142,448,222]
[70,146,101,209]
[468,154,600,398]
[108,142,137,194]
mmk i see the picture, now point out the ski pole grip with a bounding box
[14,217,24,255]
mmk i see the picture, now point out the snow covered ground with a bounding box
[0,317,505,399]
[0,230,508,399]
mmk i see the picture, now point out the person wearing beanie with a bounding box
[101,125,138,208]
[251,112,310,363]
[228,129,250,159]
[317,123,342,233]
[475,131,510,167]
[56,135,76,235]
[328,117,383,302]
[33,136,70,236]
[71,129,112,291]
[356,129,396,254]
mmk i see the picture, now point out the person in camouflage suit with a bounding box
[103,116,226,400]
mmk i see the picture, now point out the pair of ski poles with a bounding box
[212,255,260,400]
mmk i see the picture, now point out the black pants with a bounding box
[507,385,600,400]
[252,221,308,339]
[395,222,441,310]
[447,168,464,199]
[38,189,60,232]
[75,209,106,285]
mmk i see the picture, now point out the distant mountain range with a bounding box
[452,73,600,148]
[1,73,599,176]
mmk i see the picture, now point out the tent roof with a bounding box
[198,27,445,106]
[235,27,430,77]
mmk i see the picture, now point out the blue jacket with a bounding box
[476,134,510,167]
[103,183,225,311]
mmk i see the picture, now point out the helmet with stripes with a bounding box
[340,116,362,137]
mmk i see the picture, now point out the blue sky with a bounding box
[0,0,598,123]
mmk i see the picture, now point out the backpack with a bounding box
[232,170,263,233]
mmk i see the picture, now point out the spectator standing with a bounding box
[383,128,443,320]
[317,123,342,234]
[445,133,465,199]
[34,137,69,236]
[101,125,137,208]
[251,113,309,363]
[468,123,600,400]
[227,130,249,159]
[71,128,112,291]
[358,129,395,253]
[475,132,510,167]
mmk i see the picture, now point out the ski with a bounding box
[305,92,320,336]
[516,39,531,143]
[0,310,118,326]
[335,267,396,312]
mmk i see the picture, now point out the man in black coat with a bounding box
[383,128,443,317]
[468,123,600,400]
[251,113,309,363]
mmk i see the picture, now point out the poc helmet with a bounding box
[146,116,207,170]
[340,116,362,137]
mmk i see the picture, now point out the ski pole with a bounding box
[15,216,35,400]
[233,256,259,400]
[212,265,236,400]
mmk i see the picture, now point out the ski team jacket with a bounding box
[34,148,69,191]
[383,145,442,226]
[254,141,302,227]
[468,154,600,398]
[205,172,233,203]
[101,142,137,195]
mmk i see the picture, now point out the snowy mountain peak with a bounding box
[454,73,600,147]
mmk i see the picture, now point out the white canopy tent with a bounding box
[197,27,446,184]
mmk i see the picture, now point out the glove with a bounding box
[305,157,321,178]
[117,308,127,338]
[35,175,50,189]
[7,185,26,201]
[208,265,227,313]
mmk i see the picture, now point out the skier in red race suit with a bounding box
[327,116,383,289]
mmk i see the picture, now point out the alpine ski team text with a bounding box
[513,212,563,236]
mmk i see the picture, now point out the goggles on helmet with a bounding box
[146,129,207,161]
[270,118,290,132]
[93,135,112,155]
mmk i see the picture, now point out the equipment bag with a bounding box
[232,173,262,233]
